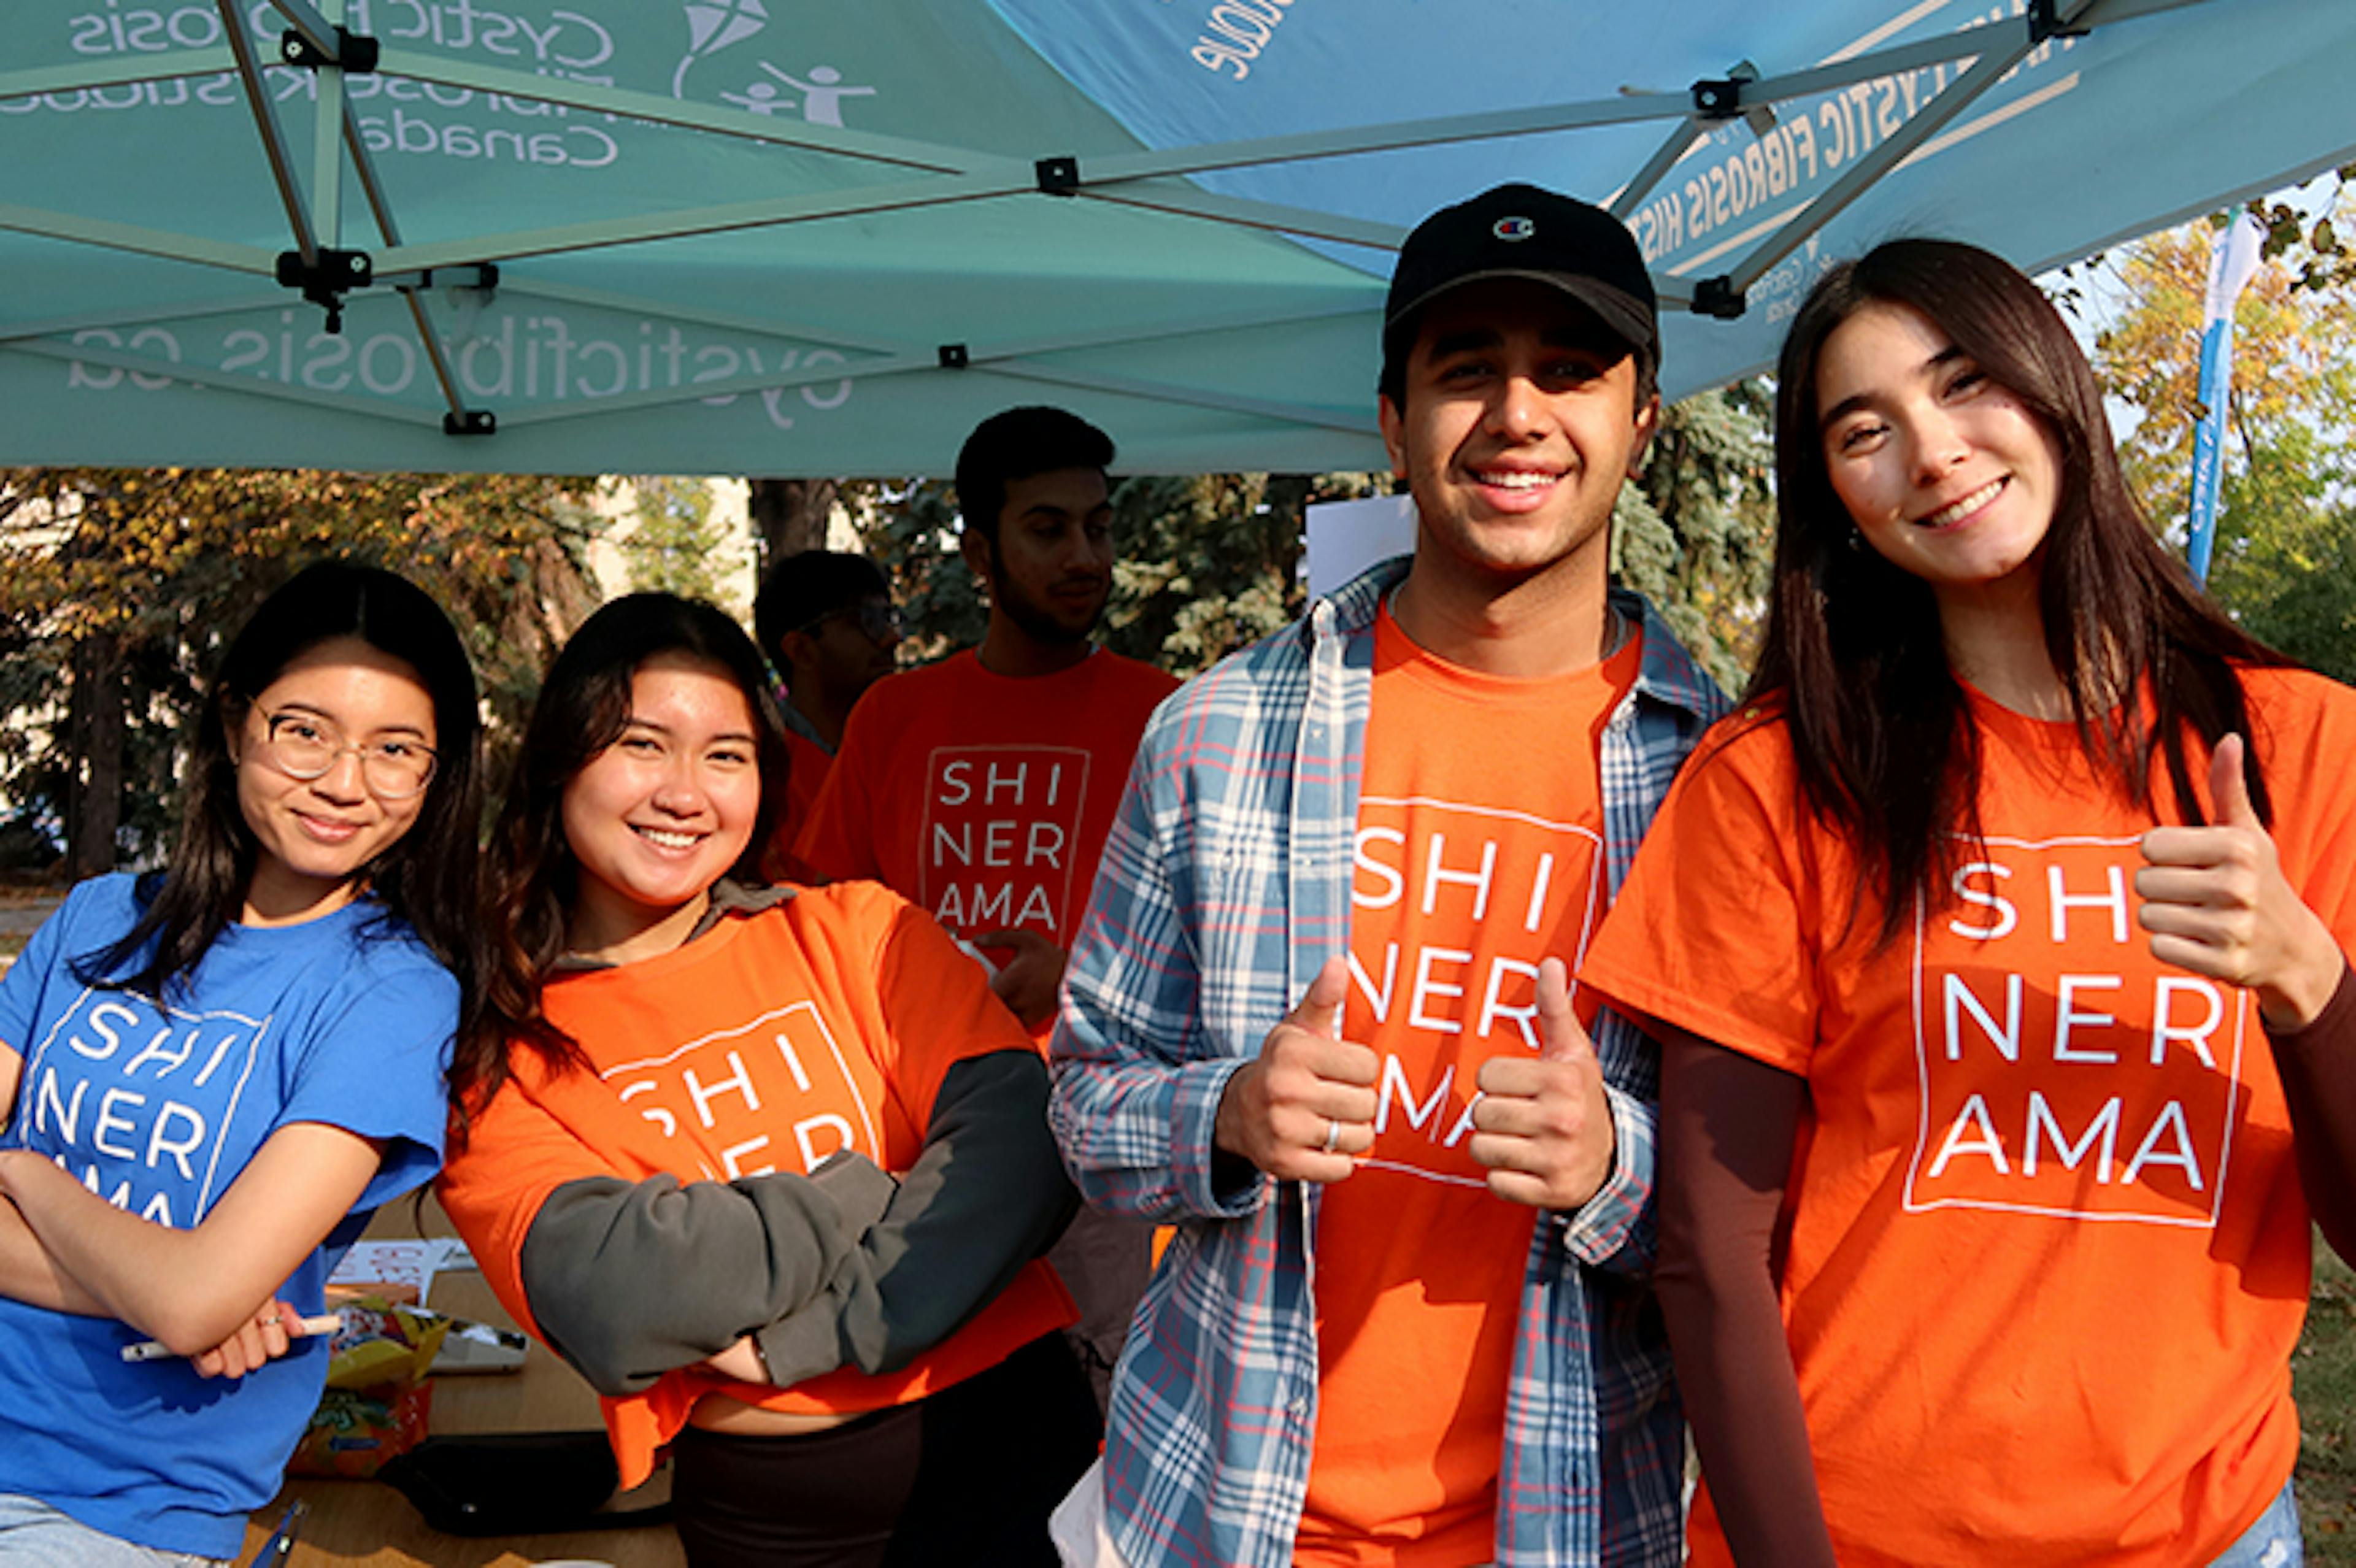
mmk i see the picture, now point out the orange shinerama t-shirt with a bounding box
[1295,605,1641,1568]
[1579,667,2356,1567]
[793,648,1177,1029]
[437,882,1077,1489]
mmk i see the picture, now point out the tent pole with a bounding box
[4,337,443,426]
[491,280,1375,393]
[1608,123,1711,220]
[338,98,488,433]
[396,290,482,432]
[1079,183,1405,252]
[307,0,346,250]
[1739,28,2024,112]
[1722,24,2040,298]
[506,282,917,359]
[1085,93,1690,187]
[484,296,1380,439]
[0,206,272,274]
[0,298,286,345]
[214,0,318,268]
[0,50,234,102]
[485,346,1376,442]
[985,363,1372,437]
[372,171,1033,274]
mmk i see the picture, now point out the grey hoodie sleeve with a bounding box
[752,1048,1079,1388]
[514,1050,1076,1397]
[517,1150,897,1396]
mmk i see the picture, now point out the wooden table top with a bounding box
[237,1199,683,1568]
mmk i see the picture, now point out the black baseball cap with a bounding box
[1382,183,1658,388]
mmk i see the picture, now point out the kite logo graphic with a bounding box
[670,0,879,128]
[674,0,769,96]
[1493,216,1536,242]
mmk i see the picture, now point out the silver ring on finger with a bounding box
[1322,1117,1342,1153]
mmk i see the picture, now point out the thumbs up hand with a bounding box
[1214,958,1380,1183]
[1469,958,1617,1210]
[2136,733,2346,1029]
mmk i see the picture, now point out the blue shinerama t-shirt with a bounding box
[0,873,456,1559]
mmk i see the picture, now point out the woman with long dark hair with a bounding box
[1582,239,2356,1566]
[438,592,1094,1568]
[0,561,479,1565]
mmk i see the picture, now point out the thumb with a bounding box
[2208,732,2258,829]
[1288,956,1350,1037]
[1534,957,1593,1064]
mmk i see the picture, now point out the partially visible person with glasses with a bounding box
[0,561,480,1568]
[749,550,903,880]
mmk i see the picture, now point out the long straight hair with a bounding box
[1750,238,2287,942]
[78,561,483,998]
[456,593,789,1116]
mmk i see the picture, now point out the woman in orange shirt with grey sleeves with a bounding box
[438,592,1093,1568]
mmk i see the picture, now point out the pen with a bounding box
[119,1313,342,1362]
[253,1498,307,1564]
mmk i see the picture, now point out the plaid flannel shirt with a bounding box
[1050,556,1730,1568]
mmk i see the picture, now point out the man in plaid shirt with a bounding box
[1049,184,1728,1568]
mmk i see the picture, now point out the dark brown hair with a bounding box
[455,593,788,1118]
[953,405,1114,545]
[1746,237,2287,942]
[77,561,482,1004]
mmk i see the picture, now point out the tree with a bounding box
[0,467,600,875]
[747,478,840,571]
[2092,198,2356,683]
[2244,164,2356,295]
[1107,472,1387,676]
[622,475,726,600]
[851,478,982,666]
[2095,218,2356,527]
[1615,380,1777,693]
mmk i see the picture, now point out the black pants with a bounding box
[668,1334,1100,1568]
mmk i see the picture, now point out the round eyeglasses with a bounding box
[258,710,439,800]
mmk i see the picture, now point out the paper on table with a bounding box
[328,1237,475,1304]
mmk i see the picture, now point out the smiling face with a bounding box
[559,653,762,962]
[964,466,1115,647]
[1814,301,2065,615]
[233,636,437,925]
[1379,277,1658,594]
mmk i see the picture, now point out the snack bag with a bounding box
[287,1298,452,1478]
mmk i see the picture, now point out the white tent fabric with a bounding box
[2,0,2350,475]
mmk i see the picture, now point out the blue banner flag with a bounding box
[2185,212,2265,585]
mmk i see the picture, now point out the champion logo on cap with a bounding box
[1492,215,1536,242]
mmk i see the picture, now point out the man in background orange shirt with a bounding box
[797,404,1179,1414]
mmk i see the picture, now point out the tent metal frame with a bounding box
[0,0,2219,450]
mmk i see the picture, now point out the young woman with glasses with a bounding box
[0,561,480,1567]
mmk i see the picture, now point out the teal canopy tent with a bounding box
[2,0,2350,475]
